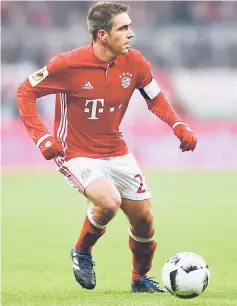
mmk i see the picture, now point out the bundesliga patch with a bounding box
[120,73,132,88]
[28,66,49,87]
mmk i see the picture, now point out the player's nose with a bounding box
[128,29,135,39]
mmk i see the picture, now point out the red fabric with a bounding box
[146,91,181,128]
[16,44,155,160]
[129,229,157,282]
[173,124,197,152]
[39,136,64,160]
[75,216,106,252]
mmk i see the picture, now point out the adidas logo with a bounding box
[82,81,93,89]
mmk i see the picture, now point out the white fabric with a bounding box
[87,207,106,229]
[128,228,155,243]
[57,93,68,153]
[36,134,51,147]
[172,121,189,129]
[61,153,151,200]
[143,79,161,99]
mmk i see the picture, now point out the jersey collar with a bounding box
[88,42,119,67]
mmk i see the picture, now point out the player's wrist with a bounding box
[172,121,190,130]
[36,134,52,147]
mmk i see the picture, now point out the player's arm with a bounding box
[17,54,70,159]
[136,53,197,152]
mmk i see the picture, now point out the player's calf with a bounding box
[129,228,156,281]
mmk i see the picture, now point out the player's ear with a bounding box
[98,29,108,43]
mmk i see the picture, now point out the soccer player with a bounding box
[17,1,197,293]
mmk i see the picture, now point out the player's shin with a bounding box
[129,228,157,282]
[75,207,106,252]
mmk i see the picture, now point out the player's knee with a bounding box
[132,213,154,237]
[97,194,121,218]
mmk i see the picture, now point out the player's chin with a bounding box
[114,45,130,55]
[121,47,130,54]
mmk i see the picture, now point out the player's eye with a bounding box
[119,26,129,31]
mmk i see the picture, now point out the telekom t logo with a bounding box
[84,99,104,120]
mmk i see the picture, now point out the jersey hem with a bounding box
[64,148,129,161]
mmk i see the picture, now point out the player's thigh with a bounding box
[107,153,151,201]
[56,156,121,209]
[85,177,121,210]
[57,156,105,194]
[120,198,154,237]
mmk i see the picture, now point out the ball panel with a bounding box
[202,271,210,292]
[162,262,175,293]
[181,264,199,273]
[175,292,199,299]
[177,268,208,295]
[170,269,178,292]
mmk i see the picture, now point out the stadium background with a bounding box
[2,2,237,306]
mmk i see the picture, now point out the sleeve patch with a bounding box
[141,79,161,100]
[28,66,49,87]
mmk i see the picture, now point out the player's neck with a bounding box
[92,41,116,63]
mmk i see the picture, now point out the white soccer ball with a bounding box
[162,252,210,299]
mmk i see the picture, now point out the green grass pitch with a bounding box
[2,171,237,305]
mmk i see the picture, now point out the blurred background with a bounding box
[2,1,237,170]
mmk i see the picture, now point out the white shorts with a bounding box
[56,153,151,201]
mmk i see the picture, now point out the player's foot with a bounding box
[131,277,167,293]
[71,247,96,290]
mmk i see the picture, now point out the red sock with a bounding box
[75,209,106,252]
[129,228,157,282]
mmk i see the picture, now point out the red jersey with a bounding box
[17,43,161,160]
[18,43,183,160]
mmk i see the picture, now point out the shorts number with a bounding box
[134,174,146,193]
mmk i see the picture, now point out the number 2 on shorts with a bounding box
[134,174,146,193]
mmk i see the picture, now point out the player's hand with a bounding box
[38,136,65,160]
[173,122,197,152]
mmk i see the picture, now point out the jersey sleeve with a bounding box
[17,53,71,145]
[135,51,161,100]
[135,51,181,128]
[26,54,70,97]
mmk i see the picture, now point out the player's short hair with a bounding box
[87,1,129,41]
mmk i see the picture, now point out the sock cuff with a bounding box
[129,228,155,243]
[87,207,107,229]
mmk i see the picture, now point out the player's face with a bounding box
[106,13,134,55]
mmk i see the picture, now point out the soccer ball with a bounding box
[162,252,210,299]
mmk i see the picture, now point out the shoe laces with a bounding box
[139,277,160,288]
[78,253,95,270]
